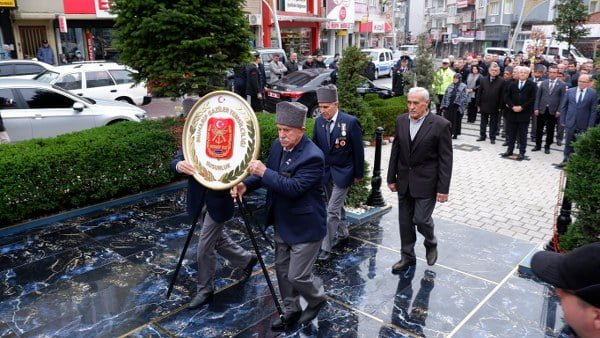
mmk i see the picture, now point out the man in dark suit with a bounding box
[232,101,327,330]
[392,56,411,97]
[246,53,265,112]
[476,63,504,144]
[533,65,566,154]
[387,87,453,273]
[502,66,537,161]
[558,73,598,167]
[171,153,257,309]
[312,85,364,261]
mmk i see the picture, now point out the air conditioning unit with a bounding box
[248,14,262,26]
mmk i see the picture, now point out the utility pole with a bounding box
[392,0,397,49]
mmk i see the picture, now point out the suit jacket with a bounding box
[560,87,598,131]
[387,113,453,199]
[534,78,566,115]
[170,151,234,223]
[476,75,505,113]
[504,79,537,122]
[312,111,364,189]
[244,135,326,244]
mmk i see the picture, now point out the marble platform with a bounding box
[0,187,571,337]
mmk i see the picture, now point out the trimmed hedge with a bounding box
[365,94,408,136]
[0,120,177,226]
[562,125,600,250]
[0,113,367,226]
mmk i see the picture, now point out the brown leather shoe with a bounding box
[391,259,416,274]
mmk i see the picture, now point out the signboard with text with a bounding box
[0,0,15,7]
[326,0,355,30]
[285,0,307,13]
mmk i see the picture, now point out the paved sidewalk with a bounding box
[365,117,564,244]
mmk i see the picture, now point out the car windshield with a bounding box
[34,70,60,83]
[277,71,320,87]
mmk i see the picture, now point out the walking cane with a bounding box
[236,196,285,320]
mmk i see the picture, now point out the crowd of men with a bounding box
[432,51,599,165]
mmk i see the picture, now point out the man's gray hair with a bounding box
[408,87,430,102]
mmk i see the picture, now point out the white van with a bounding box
[522,39,592,65]
[361,48,394,79]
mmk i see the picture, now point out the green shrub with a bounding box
[256,113,314,162]
[561,126,600,250]
[346,162,372,208]
[366,95,408,137]
[0,120,177,226]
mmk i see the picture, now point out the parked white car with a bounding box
[0,79,147,142]
[361,48,394,79]
[34,62,151,106]
[0,60,56,79]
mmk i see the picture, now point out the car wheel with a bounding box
[309,105,320,118]
[116,97,134,105]
[374,69,379,80]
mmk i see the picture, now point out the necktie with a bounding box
[518,81,523,90]
[577,90,583,103]
[549,81,554,92]
[327,120,334,146]
[280,149,290,168]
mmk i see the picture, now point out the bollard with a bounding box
[366,127,386,207]
[545,180,572,251]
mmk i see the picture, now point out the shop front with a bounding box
[54,19,116,63]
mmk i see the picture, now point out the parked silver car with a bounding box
[0,79,147,142]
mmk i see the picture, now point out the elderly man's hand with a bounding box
[247,160,267,177]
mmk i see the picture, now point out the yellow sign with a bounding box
[337,31,347,36]
[0,0,16,7]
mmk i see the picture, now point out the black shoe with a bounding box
[188,291,214,309]
[332,236,349,249]
[271,311,302,331]
[298,299,327,325]
[531,146,541,152]
[557,140,562,146]
[544,147,550,154]
[476,137,485,141]
[556,161,567,168]
[242,255,258,279]
[502,141,508,146]
[317,250,331,262]
[426,247,438,266]
[490,139,496,144]
[517,154,525,161]
[391,259,416,274]
[500,151,513,158]
[452,135,457,139]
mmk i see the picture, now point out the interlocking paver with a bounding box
[364,119,562,244]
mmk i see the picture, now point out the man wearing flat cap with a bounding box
[531,242,600,338]
[231,101,327,330]
[312,85,364,261]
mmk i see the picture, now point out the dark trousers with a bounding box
[506,120,530,154]
[535,109,557,148]
[435,94,444,115]
[397,194,437,261]
[443,104,462,137]
[556,123,565,143]
[563,128,583,161]
[250,95,263,112]
[530,115,537,140]
[467,98,477,122]
[479,111,499,140]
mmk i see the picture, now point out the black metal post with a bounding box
[366,127,386,207]
[545,180,572,251]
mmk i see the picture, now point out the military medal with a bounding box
[335,138,340,148]
[341,123,347,137]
